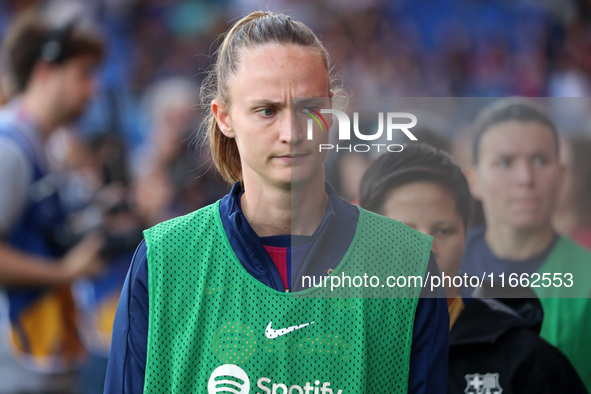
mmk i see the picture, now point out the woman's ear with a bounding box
[212,99,235,138]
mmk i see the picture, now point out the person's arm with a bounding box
[408,253,449,394]
[0,141,102,287]
[104,240,149,394]
[0,236,103,287]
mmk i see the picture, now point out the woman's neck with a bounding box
[241,177,328,237]
[485,223,555,261]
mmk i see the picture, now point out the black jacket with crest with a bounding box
[449,297,587,394]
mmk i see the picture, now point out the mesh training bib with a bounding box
[535,236,591,391]
[143,201,432,393]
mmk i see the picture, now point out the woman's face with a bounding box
[213,43,331,190]
[470,121,563,231]
[382,181,466,281]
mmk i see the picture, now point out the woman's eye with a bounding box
[258,108,275,117]
[496,157,511,168]
[435,228,454,236]
[532,156,548,167]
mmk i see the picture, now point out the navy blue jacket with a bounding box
[104,183,448,393]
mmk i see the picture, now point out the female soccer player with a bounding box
[104,11,448,393]
[461,99,591,390]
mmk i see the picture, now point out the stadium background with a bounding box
[1,0,591,392]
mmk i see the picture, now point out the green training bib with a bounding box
[143,202,432,393]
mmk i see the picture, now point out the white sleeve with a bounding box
[0,138,33,235]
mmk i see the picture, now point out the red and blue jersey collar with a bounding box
[218,182,359,292]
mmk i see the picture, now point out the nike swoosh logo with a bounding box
[265,321,315,339]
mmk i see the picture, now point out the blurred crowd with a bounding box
[1,0,589,210]
[1,0,591,392]
[3,0,591,141]
[1,0,590,191]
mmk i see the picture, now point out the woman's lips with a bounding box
[510,197,541,209]
[275,153,309,164]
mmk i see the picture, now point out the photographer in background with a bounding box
[0,5,105,393]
